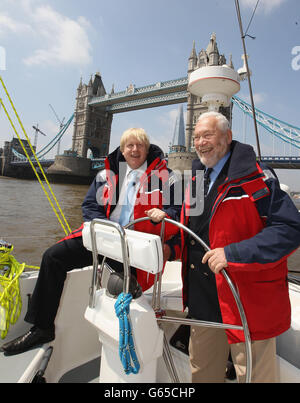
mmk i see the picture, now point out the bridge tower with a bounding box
[168,105,195,172]
[185,33,232,152]
[168,33,233,174]
[72,72,113,158]
[0,138,35,177]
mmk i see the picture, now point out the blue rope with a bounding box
[114,292,140,375]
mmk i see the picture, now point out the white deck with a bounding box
[1,263,300,383]
[0,267,100,383]
[1,345,50,383]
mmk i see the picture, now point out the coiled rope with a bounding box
[114,292,140,375]
[0,245,25,339]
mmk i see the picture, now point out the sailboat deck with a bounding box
[0,344,49,383]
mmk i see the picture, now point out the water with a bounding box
[0,176,299,272]
[0,177,89,267]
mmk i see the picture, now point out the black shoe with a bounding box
[0,326,55,356]
[225,360,236,381]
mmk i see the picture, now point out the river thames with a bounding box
[0,176,299,272]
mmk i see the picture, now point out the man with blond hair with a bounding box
[1,128,180,355]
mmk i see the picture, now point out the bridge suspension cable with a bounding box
[10,114,74,161]
[232,95,300,150]
[35,113,74,158]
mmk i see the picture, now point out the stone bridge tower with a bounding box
[0,138,35,177]
[168,33,233,174]
[185,33,233,153]
[47,73,113,183]
[72,73,113,158]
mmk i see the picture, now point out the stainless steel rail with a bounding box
[88,216,252,383]
[89,219,131,308]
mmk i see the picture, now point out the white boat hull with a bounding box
[1,262,300,383]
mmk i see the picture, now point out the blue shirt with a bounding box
[206,151,231,193]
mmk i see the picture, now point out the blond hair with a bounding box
[120,128,150,152]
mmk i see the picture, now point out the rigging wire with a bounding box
[234,0,262,160]
[244,0,260,39]
[0,76,71,235]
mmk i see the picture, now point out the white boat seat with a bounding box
[83,220,183,311]
[82,221,163,275]
[143,261,183,312]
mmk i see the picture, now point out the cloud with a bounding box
[240,91,267,106]
[240,0,288,14]
[253,92,266,105]
[0,14,32,36]
[0,2,93,67]
[23,5,92,67]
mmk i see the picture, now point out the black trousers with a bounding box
[24,236,126,329]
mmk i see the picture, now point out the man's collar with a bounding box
[208,151,231,176]
[126,160,147,177]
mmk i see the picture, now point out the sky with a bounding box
[0,0,299,188]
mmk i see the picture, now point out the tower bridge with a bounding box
[88,77,188,113]
[69,34,234,162]
[1,34,300,183]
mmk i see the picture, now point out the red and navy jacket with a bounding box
[169,140,300,344]
[63,144,180,291]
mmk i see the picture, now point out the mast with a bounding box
[234,0,262,161]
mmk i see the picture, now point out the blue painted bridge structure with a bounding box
[10,155,300,171]
[9,76,300,170]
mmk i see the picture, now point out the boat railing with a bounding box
[88,217,252,383]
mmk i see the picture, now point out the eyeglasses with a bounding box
[193,132,216,142]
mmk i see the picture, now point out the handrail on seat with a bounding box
[89,219,131,308]
[88,216,252,383]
